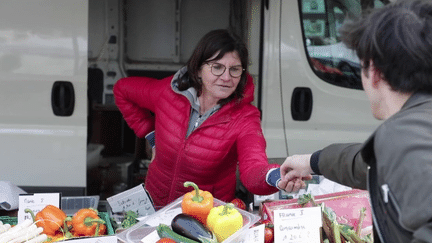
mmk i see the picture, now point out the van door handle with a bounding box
[291,87,313,121]
[51,81,75,116]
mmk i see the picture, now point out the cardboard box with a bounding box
[260,189,373,233]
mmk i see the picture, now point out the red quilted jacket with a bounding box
[114,73,280,207]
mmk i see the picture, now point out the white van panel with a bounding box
[261,0,287,158]
[0,0,88,188]
[279,1,381,155]
[262,0,381,158]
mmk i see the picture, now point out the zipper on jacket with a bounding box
[382,184,413,233]
[367,166,386,243]
[368,170,414,241]
[194,115,202,129]
[381,184,389,203]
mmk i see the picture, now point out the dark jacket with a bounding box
[114,72,279,207]
[312,92,432,243]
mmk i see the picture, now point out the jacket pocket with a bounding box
[376,184,413,242]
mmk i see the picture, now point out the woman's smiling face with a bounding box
[198,51,242,104]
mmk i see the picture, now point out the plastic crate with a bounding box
[117,196,261,243]
[0,216,17,226]
[99,211,115,236]
[61,196,100,216]
[0,212,114,236]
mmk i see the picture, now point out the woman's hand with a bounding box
[277,154,314,193]
[277,178,306,193]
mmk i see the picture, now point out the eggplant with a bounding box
[171,213,218,243]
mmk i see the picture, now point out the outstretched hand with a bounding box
[277,154,314,193]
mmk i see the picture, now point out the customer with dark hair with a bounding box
[114,29,291,208]
[279,1,432,242]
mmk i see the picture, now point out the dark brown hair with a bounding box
[178,29,249,105]
[339,0,432,93]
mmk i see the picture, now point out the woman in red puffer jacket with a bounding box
[114,29,291,207]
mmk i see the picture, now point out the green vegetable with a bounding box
[121,210,139,229]
[355,207,366,236]
[297,193,317,207]
[157,224,200,243]
[332,221,341,243]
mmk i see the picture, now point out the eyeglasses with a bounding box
[205,63,244,78]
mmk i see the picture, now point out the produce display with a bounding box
[155,181,245,243]
[1,185,373,243]
[297,194,373,243]
[260,189,373,243]
[1,181,263,243]
[3,205,111,242]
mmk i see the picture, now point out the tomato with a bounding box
[231,198,247,210]
[260,218,274,227]
[156,238,176,243]
[260,218,274,243]
[264,226,274,243]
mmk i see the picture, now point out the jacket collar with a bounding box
[400,92,432,112]
[361,92,432,165]
[171,67,199,108]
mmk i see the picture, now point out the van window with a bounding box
[300,0,387,90]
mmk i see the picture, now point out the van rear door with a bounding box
[261,0,382,159]
[0,0,88,194]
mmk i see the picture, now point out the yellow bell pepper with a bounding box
[206,203,243,242]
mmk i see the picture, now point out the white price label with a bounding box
[107,183,155,217]
[18,193,61,224]
[274,207,322,243]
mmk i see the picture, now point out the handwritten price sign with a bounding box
[274,207,322,243]
[107,183,155,217]
[17,193,61,224]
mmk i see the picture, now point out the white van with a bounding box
[0,0,385,195]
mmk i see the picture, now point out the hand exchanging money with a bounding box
[277,154,314,193]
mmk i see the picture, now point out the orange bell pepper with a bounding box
[181,181,213,225]
[70,208,106,237]
[25,205,67,236]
